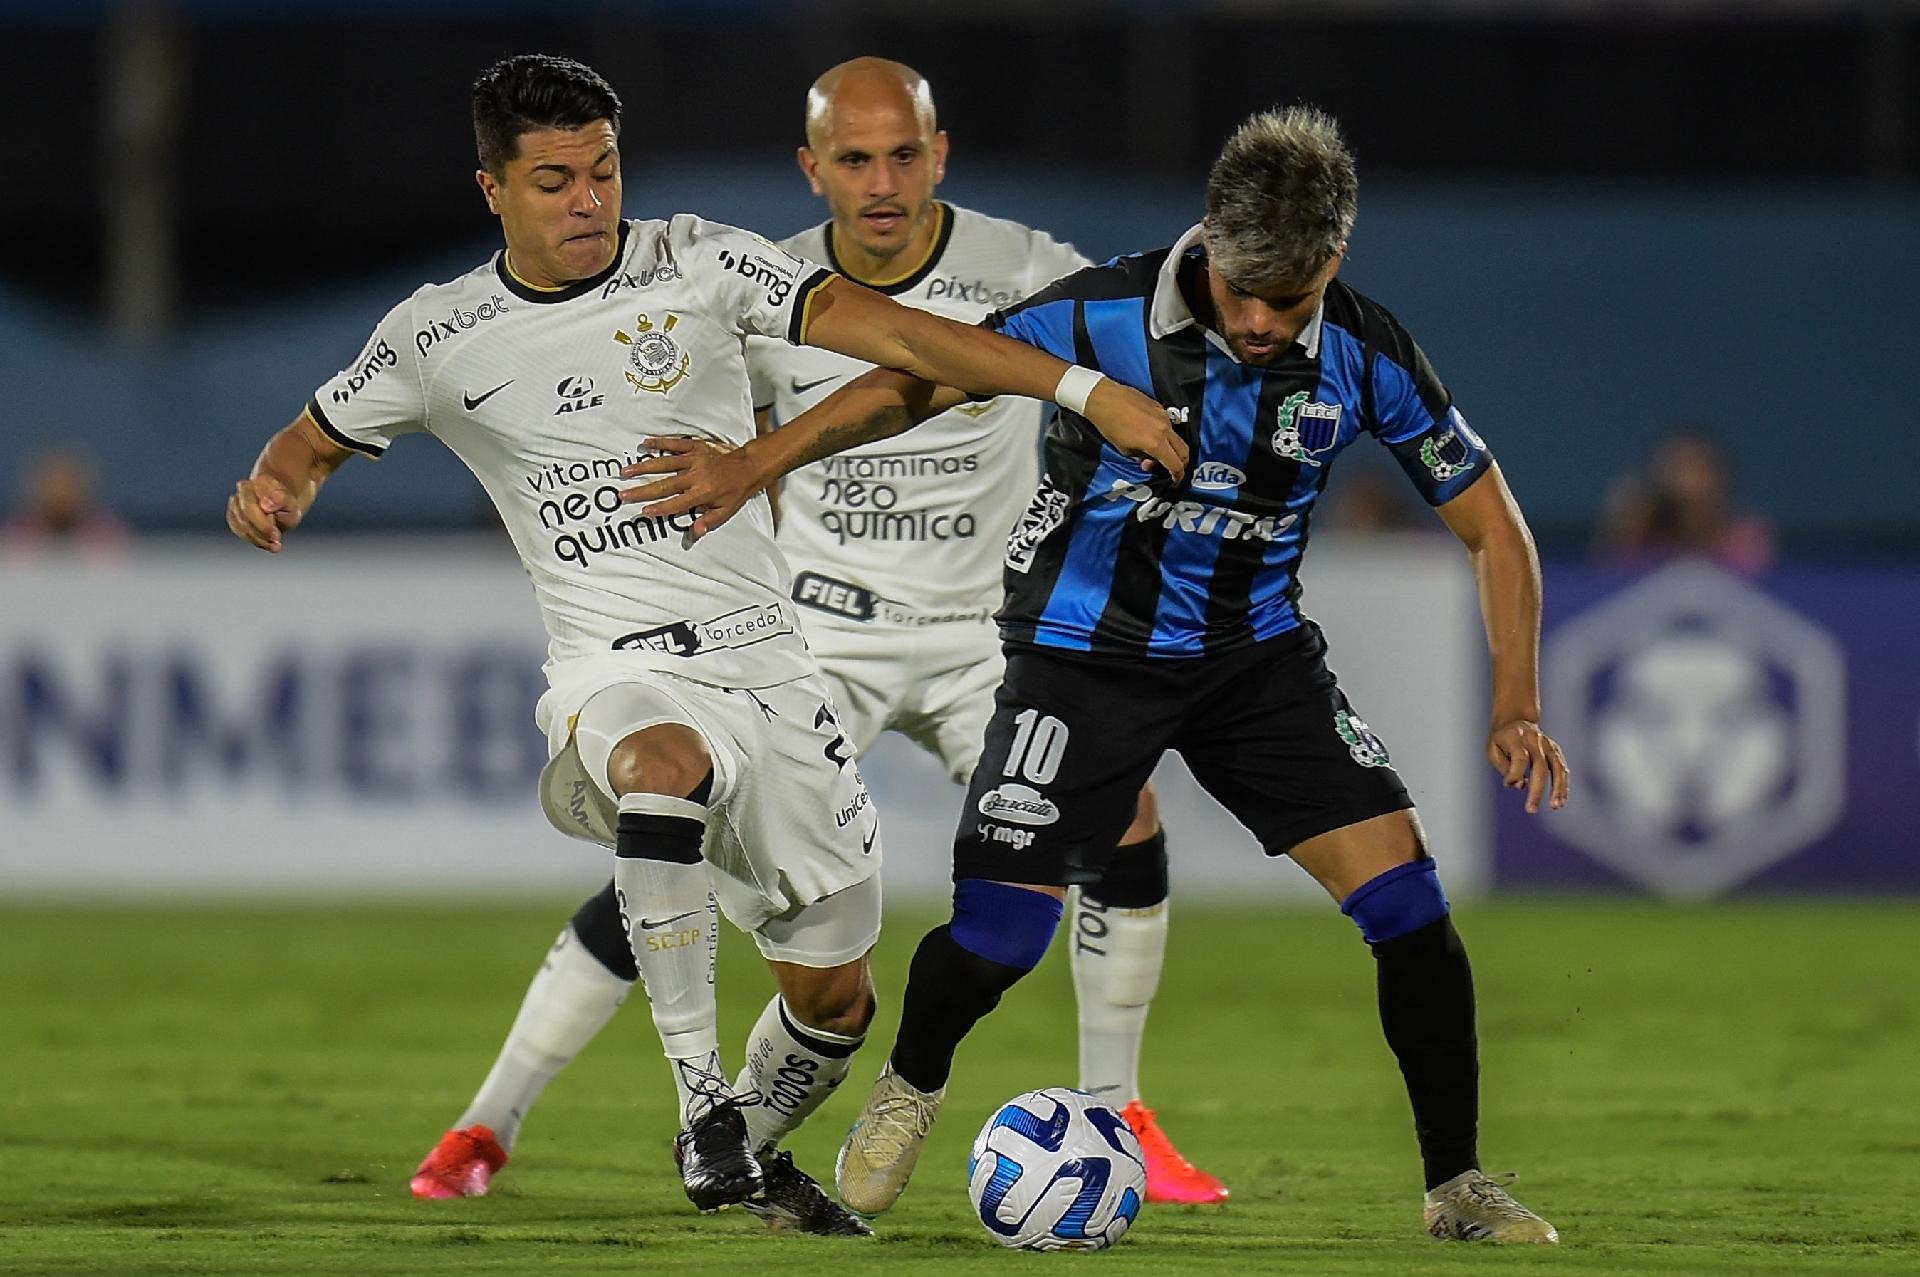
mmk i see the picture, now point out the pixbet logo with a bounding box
[926,276,1018,308]
[599,263,679,299]
[415,294,509,359]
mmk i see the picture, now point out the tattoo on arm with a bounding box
[788,405,916,470]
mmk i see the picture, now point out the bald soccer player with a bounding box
[747,58,1224,1206]
[410,58,1227,1216]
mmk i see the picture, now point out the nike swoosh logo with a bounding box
[861,827,878,856]
[791,374,842,395]
[637,909,701,930]
[462,380,514,410]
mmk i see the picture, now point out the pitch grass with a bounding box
[2,900,1916,1276]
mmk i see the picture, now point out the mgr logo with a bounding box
[1544,562,1845,900]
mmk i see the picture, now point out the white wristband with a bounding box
[1052,365,1105,417]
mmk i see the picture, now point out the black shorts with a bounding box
[953,623,1414,886]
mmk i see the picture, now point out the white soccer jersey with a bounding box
[747,203,1090,616]
[310,216,834,691]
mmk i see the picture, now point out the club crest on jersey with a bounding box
[1420,429,1474,481]
[612,313,691,394]
[1334,709,1390,768]
[1272,392,1342,466]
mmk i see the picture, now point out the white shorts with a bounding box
[803,610,1005,782]
[536,663,883,946]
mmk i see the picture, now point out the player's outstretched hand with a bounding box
[1487,719,1571,814]
[619,437,758,542]
[1084,379,1189,481]
[226,474,300,553]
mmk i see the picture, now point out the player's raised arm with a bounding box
[802,277,1183,474]
[622,278,1186,538]
[225,410,357,553]
[1434,463,1571,814]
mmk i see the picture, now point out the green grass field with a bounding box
[2,899,1916,1275]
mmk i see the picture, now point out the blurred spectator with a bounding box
[1321,458,1432,534]
[1593,428,1776,576]
[2,448,131,559]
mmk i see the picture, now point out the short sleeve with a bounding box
[1025,228,1094,298]
[1364,321,1493,506]
[307,296,428,458]
[981,289,1079,363]
[676,216,834,346]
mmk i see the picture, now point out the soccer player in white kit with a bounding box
[223,54,1183,1234]
[408,56,1228,1212]
[750,58,1228,1205]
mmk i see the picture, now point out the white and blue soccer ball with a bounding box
[967,1087,1146,1251]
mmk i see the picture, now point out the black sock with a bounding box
[890,924,1030,1092]
[1372,914,1480,1191]
[569,880,638,982]
[1085,830,1168,909]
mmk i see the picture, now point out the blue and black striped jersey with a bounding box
[990,227,1492,659]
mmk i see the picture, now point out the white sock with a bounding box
[456,926,633,1150]
[612,790,728,1128]
[1069,887,1169,1104]
[732,995,865,1151]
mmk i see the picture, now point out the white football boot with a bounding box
[1423,1169,1559,1243]
[834,1063,945,1216]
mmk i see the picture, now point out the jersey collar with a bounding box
[824,202,954,296]
[1148,223,1324,362]
[494,220,634,304]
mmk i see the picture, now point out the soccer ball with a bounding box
[967,1088,1146,1251]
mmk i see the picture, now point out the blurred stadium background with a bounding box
[3,3,1919,1272]
[2,0,1913,904]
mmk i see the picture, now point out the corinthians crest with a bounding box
[1272,391,1342,466]
[612,312,691,394]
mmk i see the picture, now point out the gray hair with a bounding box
[1204,106,1357,289]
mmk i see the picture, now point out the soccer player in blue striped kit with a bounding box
[626,106,1571,1243]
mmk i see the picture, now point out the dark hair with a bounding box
[1205,106,1357,289]
[472,54,623,175]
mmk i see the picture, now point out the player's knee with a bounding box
[1340,857,1451,947]
[569,879,638,981]
[950,879,1064,973]
[605,723,712,801]
[1085,829,1168,909]
[1119,783,1160,846]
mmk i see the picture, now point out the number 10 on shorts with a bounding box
[1003,708,1069,785]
